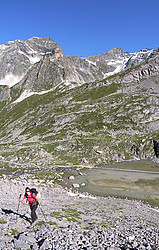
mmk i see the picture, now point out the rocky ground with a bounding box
[0,174,158,249]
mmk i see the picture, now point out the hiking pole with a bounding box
[16,194,21,222]
[17,194,22,213]
[39,206,47,223]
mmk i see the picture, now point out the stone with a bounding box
[32,243,39,250]
[129,235,135,241]
[40,238,53,250]
[81,182,86,186]
[0,239,5,248]
[69,176,75,180]
[19,234,37,244]
[14,239,30,249]
[72,183,80,188]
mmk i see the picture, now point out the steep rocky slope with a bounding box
[0,176,158,249]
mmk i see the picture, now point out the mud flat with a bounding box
[68,160,159,206]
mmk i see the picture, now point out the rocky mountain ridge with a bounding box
[0,37,154,103]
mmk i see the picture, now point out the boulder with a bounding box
[69,176,75,180]
[72,183,80,188]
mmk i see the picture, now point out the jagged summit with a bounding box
[25,37,64,57]
[0,37,155,93]
[0,37,64,88]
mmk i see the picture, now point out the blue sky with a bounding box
[0,0,159,57]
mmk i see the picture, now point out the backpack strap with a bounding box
[30,192,38,206]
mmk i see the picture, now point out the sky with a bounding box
[0,0,159,57]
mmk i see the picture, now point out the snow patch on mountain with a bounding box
[104,49,154,77]
[106,57,130,76]
[18,50,41,64]
[12,81,64,104]
[0,44,7,50]
[123,49,154,69]
[131,49,153,60]
[12,89,51,104]
[28,55,41,64]
[0,74,24,87]
[85,59,97,66]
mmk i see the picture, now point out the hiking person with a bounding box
[19,187,41,225]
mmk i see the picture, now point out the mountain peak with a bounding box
[106,47,130,58]
[25,37,63,54]
[0,37,155,93]
[107,47,126,53]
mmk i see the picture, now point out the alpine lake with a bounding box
[66,160,159,207]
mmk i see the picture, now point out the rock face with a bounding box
[0,37,64,89]
[0,38,64,75]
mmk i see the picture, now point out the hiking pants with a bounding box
[30,204,38,223]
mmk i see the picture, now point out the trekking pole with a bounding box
[16,194,21,222]
[39,206,47,223]
[17,194,22,213]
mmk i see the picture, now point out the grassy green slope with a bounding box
[0,75,158,171]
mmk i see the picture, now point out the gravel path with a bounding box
[0,174,158,249]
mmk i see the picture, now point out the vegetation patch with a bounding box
[36,220,46,226]
[11,228,19,236]
[135,178,159,192]
[144,195,159,206]
[33,170,64,184]
[73,83,118,102]
[0,219,7,224]
[50,211,62,219]
[48,221,57,226]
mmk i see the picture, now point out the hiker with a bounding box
[19,187,41,225]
